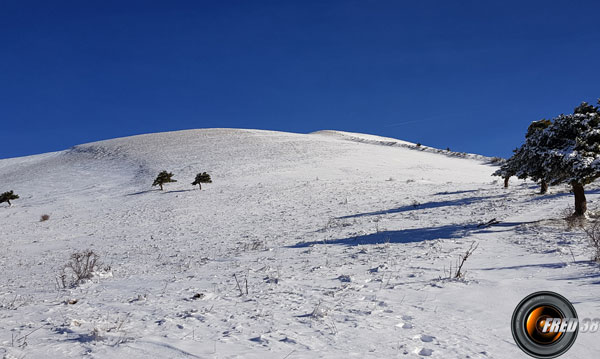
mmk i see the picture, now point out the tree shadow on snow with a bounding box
[554,263,600,285]
[292,219,538,248]
[476,261,586,271]
[338,194,507,219]
[434,189,481,196]
[527,187,600,202]
[126,188,197,196]
[478,260,600,286]
[126,189,154,196]
[165,189,196,194]
[291,224,469,248]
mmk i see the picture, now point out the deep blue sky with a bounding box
[2,1,599,159]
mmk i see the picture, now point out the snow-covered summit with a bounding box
[0,128,496,198]
[0,128,598,358]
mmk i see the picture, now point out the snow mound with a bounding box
[311,130,417,146]
[0,128,497,203]
[312,130,495,162]
[2,128,596,358]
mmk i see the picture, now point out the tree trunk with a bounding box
[159,184,163,191]
[540,180,548,194]
[7,200,11,206]
[504,176,509,188]
[572,182,587,216]
[199,183,202,190]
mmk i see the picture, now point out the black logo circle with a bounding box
[511,291,578,358]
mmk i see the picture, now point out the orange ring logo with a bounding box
[511,291,578,358]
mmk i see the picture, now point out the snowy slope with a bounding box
[0,129,598,358]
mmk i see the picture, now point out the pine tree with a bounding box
[510,100,600,215]
[0,190,19,206]
[539,105,600,215]
[493,119,552,192]
[518,119,553,194]
[152,171,177,190]
[192,172,212,190]
[493,147,521,188]
[574,101,599,115]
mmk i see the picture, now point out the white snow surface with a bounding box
[0,128,599,358]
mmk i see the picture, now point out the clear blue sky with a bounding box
[2,1,599,159]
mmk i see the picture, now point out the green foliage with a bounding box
[192,172,212,189]
[495,99,600,214]
[152,171,177,190]
[534,111,600,186]
[517,119,554,182]
[525,119,551,138]
[574,101,599,115]
[494,119,554,182]
[0,190,19,206]
[495,103,600,185]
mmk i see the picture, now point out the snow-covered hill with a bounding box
[0,129,598,358]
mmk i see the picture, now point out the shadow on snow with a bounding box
[478,260,600,285]
[476,261,589,271]
[338,194,507,219]
[290,224,470,248]
[434,189,481,196]
[126,189,196,196]
[291,220,534,248]
[527,187,600,202]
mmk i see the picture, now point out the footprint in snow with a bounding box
[249,335,269,345]
[420,334,435,342]
[395,315,414,329]
[418,348,434,356]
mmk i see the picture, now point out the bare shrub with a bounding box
[453,242,479,279]
[310,300,327,319]
[240,238,267,251]
[57,250,101,288]
[317,218,355,233]
[489,156,505,164]
[68,250,100,282]
[233,273,248,296]
[0,294,27,310]
[40,214,50,222]
[584,221,600,262]
[562,206,586,230]
[248,239,266,251]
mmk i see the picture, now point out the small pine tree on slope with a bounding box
[152,171,177,190]
[494,119,552,192]
[493,147,522,188]
[0,190,19,206]
[192,172,212,190]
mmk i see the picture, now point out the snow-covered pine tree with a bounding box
[525,101,600,215]
[152,170,177,190]
[0,190,19,206]
[493,147,522,188]
[516,119,553,194]
[191,172,212,190]
[493,119,552,191]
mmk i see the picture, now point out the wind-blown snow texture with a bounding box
[0,129,599,358]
